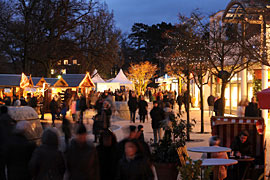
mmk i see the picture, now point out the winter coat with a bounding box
[79,96,87,111]
[97,144,118,180]
[245,102,260,117]
[66,139,100,180]
[6,133,36,180]
[150,107,164,129]
[49,100,58,114]
[116,155,154,180]
[128,97,138,112]
[138,100,148,115]
[29,129,65,180]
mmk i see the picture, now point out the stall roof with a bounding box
[44,78,58,86]
[62,73,95,87]
[0,74,22,87]
[31,77,41,86]
[62,74,85,87]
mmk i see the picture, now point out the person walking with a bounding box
[97,130,118,180]
[6,121,36,180]
[29,128,65,180]
[66,124,100,180]
[138,96,148,123]
[128,92,138,123]
[207,94,215,117]
[79,94,87,123]
[176,94,183,115]
[116,139,153,180]
[49,98,58,126]
[150,101,164,143]
[245,96,260,117]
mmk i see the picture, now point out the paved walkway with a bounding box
[41,105,213,160]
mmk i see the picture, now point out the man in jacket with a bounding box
[66,124,100,180]
[150,101,165,143]
[128,92,138,123]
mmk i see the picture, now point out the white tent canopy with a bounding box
[111,69,133,84]
[92,71,105,83]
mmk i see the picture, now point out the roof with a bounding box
[110,69,133,84]
[0,74,21,87]
[92,73,105,83]
[44,78,58,86]
[62,74,85,87]
[31,77,42,86]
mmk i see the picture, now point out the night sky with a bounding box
[103,0,231,33]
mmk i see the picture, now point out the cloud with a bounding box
[103,0,230,32]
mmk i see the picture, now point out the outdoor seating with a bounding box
[211,116,265,179]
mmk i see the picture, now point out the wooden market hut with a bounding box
[0,73,34,101]
[62,72,95,95]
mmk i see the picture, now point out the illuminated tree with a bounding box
[127,61,158,95]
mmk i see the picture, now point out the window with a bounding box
[63,60,69,65]
[61,69,66,74]
[57,60,61,65]
[73,59,77,64]
[51,69,55,75]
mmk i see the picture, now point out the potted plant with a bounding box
[151,115,189,180]
[179,158,212,180]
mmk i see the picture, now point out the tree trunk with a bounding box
[220,80,227,116]
[46,60,52,78]
[186,75,190,141]
[200,85,204,133]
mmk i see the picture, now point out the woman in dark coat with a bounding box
[97,130,118,180]
[29,128,65,180]
[150,101,165,143]
[116,139,153,180]
[6,121,36,180]
[138,96,148,123]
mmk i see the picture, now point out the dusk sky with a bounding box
[103,0,231,33]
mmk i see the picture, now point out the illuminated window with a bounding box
[73,59,77,64]
[63,60,69,65]
[61,69,66,74]
[51,69,55,75]
[57,60,61,65]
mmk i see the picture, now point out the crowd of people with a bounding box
[0,102,156,180]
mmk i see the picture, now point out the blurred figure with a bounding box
[116,139,153,180]
[162,102,175,140]
[66,124,100,180]
[79,94,87,123]
[176,94,183,115]
[0,106,16,180]
[62,118,71,151]
[150,101,164,143]
[245,96,260,117]
[117,125,137,161]
[137,125,144,142]
[202,136,228,180]
[138,96,148,123]
[128,92,138,123]
[97,130,118,180]
[214,96,222,116]
[237,97,249,117]
[29,128,65,180]
[49,98,58,126]
[101,100,112,129]
[6,121,36,180]
[207,94,215,117]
